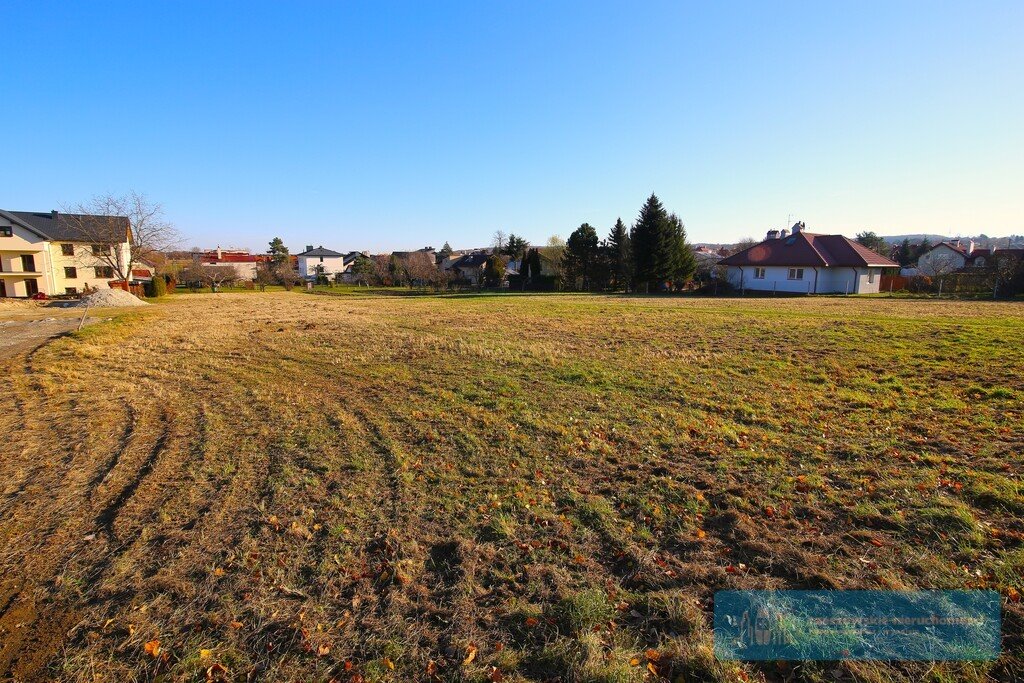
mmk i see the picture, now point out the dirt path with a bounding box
[0,316,101,355]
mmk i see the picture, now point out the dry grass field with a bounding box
[0,292,1022,682]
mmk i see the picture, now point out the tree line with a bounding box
[545,193,697,292]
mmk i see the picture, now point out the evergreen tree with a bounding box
[562,223,600,290]
[504,234,530,260]
[897,238,914,266]
[667,213,697,288]
[483,254,506,287]
[606,218,631,291]
[630,194,675,292]
[522,248,543,279]
[267,237,289,265]
[439,242,453,260]
[916,238,933,261]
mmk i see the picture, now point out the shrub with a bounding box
[144,275,167,297]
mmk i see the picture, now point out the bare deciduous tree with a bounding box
[492,230,507,255]
[65,191,180,283]
[254,261,276,292]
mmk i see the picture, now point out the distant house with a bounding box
[199,247,268,280]
[917,240,991,275]
[0,209,132,297]
[296,246,349,280]
[719,222,899,294]
[444,251,490,284]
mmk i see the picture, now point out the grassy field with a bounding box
[0,292,1021,682]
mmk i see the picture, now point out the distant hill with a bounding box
[881,234,1024,248]
[880,234,950,244]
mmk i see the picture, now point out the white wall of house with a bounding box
[727,265,816,293]
[0,219,51,296]
[47,242,131,294]
[298,254,347,278]
[727,265,884,294]
[917,244,965,276]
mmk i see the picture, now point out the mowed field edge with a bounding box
[0,292,1021,682]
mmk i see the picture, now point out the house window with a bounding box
[753,267,766,279]
[25,279,39,296]
[91,244,109,255]
[65,267,78,279]
[788,268,804,280]
[868,270,875,284]
[1,226,12,237]
[319,256,324,263]
[65,287,78,295]
[95,266,115,278]
[21,255,36,272]
[61,243,74,256]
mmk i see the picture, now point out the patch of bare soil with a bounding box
[0,317,102,355]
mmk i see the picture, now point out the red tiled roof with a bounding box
[720,231,899,268]
[201,253,268,263]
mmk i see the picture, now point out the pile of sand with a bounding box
[73,289,150,308]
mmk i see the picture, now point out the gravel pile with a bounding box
[73,289,149,308]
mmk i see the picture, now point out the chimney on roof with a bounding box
[964,240,975,255]
[216,245,223,260]
[51,210,58,219]
[766,229,780,240]
[792,221,804,234]
[779,228,789,239]
[306,245,314,253]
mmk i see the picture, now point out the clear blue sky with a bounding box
[2,1,1022,252]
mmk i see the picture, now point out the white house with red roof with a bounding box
[719,222,899,294]
[916,240,990,277]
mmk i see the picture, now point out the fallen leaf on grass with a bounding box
[143,639,161,657]
[229,620,243,629]
[524,617,539,627]
[645,648,659,661]
[1008,587,1021,603]
[200,649,213,659]
[488,666,504,681]
[205,663,228,681]
[463,643,478,665]
[383,657,395,670]
[869,538,884,547]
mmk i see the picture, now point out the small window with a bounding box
[65,287,78,294]
[91,244,109,255]
[21,255,36,272]
[868,270,875,284]
[95,266,115,278]
[788,268,804,280]
[0,225,12,237]
[64,267,78,279]
[753,267,766,279]
[319,256,324,263]
[61,243,74,256]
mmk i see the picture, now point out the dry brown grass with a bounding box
[0,292,1021,682]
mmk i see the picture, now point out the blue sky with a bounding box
[2,1,1021,252]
